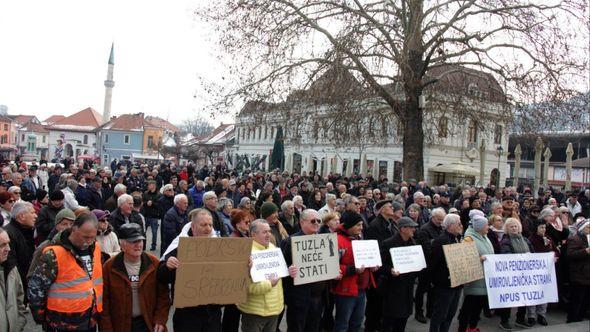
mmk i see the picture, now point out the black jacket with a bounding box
[4,220,35,296]
[142,190,161,219]
[86,186,104,211]
[35,203,64,243]
[366,214,397,245]
[157,195,174,219]
[206,207,229,237]
[430,231,462,289]
[108,208,145,236]
[161,206,188,256]
[380,233,418,318]
[278,212,300,235]
[415,221,442,257]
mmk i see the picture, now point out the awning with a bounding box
[131,153,164,160]
[572,157,590,168]
[429,163,479,176]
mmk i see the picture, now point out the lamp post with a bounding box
[496,145,504,187]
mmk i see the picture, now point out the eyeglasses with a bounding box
[7,199,15,203]
[14,192,21,195]
[354,202,360,205]
[310,219,321,225]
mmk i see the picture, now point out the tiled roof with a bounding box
[43,115,66,125]
[21,122,49,133]
[100,113,147,132]
[50,107,103,130]
[145,116,180,133]
[186,124,235,146]
[7,115,37,125]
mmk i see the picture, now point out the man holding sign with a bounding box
[379,217,420,332]
[239,220,285,332]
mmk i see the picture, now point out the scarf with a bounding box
[509,234,530,253]
[549,216,564,232]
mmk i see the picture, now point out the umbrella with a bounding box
[270,126,284,170]
[77,154,98,161]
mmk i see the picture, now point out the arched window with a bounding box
[438,116,448,138]
[468,120,478,143]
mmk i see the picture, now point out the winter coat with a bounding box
[161,206,188,256]
[278,212,299,235]
[104,194,118,212]
[142,190,161,219]
[462,227,494,296]
[4,220,35,295]
[567,233,590,286]
[206,207,229,237]
[35,202,63,243]
[237,241,284,317]
[101,252,170,332]
[366,214,398,245]
[188,186,205,208]
[379,232,418,318]
[86,186,104,211]
[415,221,442,257]
[108,208,145,236]
[430,231,462,289]
[157,195,174,219]
[487,227,504,254]
[268,220,288,247]
[0,261,27,332]
[500,234,534,254]
[97,224,121,259]
[62,187,84,211]
[332,227,375,297]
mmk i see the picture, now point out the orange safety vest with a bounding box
[43,244,103,313]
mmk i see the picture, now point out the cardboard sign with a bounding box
[250,248,289,283]
[352,240,382,268]
[174,237,252,308]
[443,241,484,288]
[389,245,427,274]
[291,233,340,285]
[484,253,558,309]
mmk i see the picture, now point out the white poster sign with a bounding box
[352,240,382,268]
[483,253,558,309]
[389,245,427,274]
[250,248,289,283]
[291,233,340,285]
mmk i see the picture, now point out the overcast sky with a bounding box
[0,0,233,127]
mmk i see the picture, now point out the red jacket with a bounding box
[332,227,375,297]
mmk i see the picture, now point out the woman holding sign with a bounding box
[456,215,494,332]
[333,211,377,332]
[379,217,420,332]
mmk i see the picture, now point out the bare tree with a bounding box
[177,116,214,137]
[198,0,588,180]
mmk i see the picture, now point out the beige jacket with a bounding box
[0,263,27,332]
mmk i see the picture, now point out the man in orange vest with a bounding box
[27,212,103,332]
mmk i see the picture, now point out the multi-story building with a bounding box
[47,107,102,162]
[235,65,510,186]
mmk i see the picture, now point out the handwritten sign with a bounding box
[352,240,382,268]
[250,247,289,283]
[174,237,252,308]
[443,241,484,288]
[291,233,339,285]
[484,253,558,309]
[389,245,427,274]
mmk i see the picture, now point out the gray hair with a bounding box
[66,179,78,190]
[442,213,461,230]
[160,184,173,194]
[249,219,269,235]
[117,194,133,207]
[189,208,212,223]
[8,186,20,194]
[217,197,233,211]
[326,193,336,202]
[238,197,251,208]
[431,207,446,220]
[1,167,11,175]
[114,183,127,195]
[343,195,358,206]
[408,203,421,212]
[281,200,294,211]
[174,194,188,205]
[413,191,425,200]
[300,209,318,222]
[539,207,555,221]
[293,195,303,204]
[203,191,217,201]
[12,201,33,219]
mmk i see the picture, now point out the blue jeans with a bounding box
[334,290,366,332]
[145,217,159,247]
[429,287,462,332]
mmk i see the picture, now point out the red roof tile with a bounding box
[51,107,103,129]
[101,113,146,131]
[43,115,66,125]
[145,116,180,133]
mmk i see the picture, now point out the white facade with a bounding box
[16,129,49,160]
[48,130,97,161]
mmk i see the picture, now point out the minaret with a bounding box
[102,43,115,124]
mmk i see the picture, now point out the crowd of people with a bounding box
[0,158,589,332]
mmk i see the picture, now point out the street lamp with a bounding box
[496,145,504,187]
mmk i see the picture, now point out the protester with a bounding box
[142,180,161,251]
[101,223,170,332]
[527,219,556,326]
[238,219,284,332]
[260,202,288,247]
[457,215,494,332]
[380,217,420,332]
[566,218,590,323]
[158,209,227,331]
[108,194,145,236]
[0,226,27,332]
[62,179,85,211]
[429,213,463,332]
[0,191,14,226]
[278,200,299,235]
[28,212,103,331]
[94,209,121,259]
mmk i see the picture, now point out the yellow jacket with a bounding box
[237,241,284,316]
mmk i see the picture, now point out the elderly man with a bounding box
[0,226,27,332]
[414,207,446,323]
[102,223,170,332]
[108,194,145,236]
[318,193,336,219]
[158,209,225,331]
[412,192,431,227]
[161,194,189,256]
[143,180,161,251]
[279,200,299,235]
[429,214,464,332]
[62,179,85,211]
[5,201,37,300]
[35,190,65,243]
[28,212,103,331]
[238,219,284,332]
[204,191,228,237]
[188,180,206,208]
[105,183,127,212]
[280,209,327,332]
